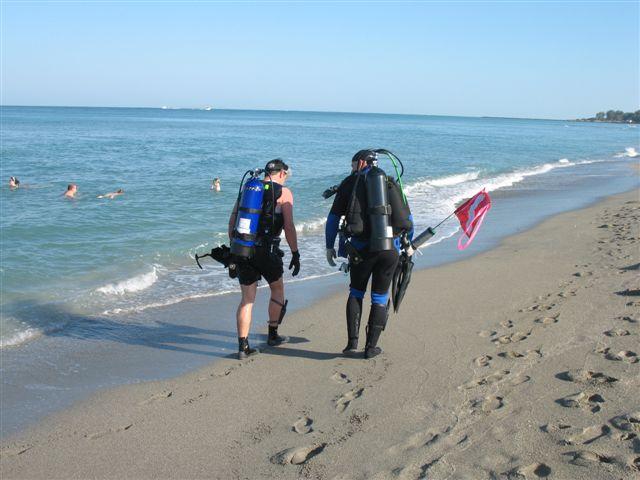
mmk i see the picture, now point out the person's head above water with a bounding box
[264,159,290,184]
[64,183,78,197]
[351,149,376,172]
[9,176,20,187]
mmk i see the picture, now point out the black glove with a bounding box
[289,250,301,276]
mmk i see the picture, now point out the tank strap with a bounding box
[368,205,392,215]
[239,206,262,215]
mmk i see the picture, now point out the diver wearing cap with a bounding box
[325,150,413,358]
[228,159,300,359]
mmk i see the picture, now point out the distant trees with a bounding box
[578,110,640,123]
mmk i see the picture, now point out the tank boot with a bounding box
[343,295,362,355]
[267,324,287,346]
[238,336,258,360]
[364,303,388,359]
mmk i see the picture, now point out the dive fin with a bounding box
[392,253,414,313]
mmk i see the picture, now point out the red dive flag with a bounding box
[454,189,492,250]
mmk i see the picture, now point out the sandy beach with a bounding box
[1,189,638,479]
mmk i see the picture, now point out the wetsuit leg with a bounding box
[344,288,364,354]
[365,250,399,359]
[346,254,375,354]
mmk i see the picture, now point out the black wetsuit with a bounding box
[325,170,413,357]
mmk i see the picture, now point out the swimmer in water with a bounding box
[97,188,124,199]
[211,178,221,192]
[9,177,20,189]
[63,184,78,198]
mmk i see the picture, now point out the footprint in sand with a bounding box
[494,332,530,345]
[535,315,559,325]
[596,347,639,364]
[386,430,439,455]
[474,354,492,367]
[331,372,351,384]
[292,416,313,434]
[270,443,326,465]
[138,391,172,405]
[509,373,531,386]
[470,395,503,413]
[335,388,364,413]
[603,328,630,337]
[478,330,496,338]
[563,450,614,467]
[459,370,510,390]
[629,456,640,472]
[609,413,640,434]
[556,391,605,413]
[500,320,514,329]
[566,425,610,445]
[498,349,541,360]
[555,369,618,386]
[528,303,556,311]
[540,423,572,433]
[616,315,638,324]
[505,462,551,479]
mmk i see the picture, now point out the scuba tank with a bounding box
[230,170,265,258]
[365,165,394,252]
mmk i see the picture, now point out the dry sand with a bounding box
[1,190,639,479]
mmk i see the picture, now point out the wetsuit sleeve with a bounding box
[325,179,350,249]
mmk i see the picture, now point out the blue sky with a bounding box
[1,1,638,118]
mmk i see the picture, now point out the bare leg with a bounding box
[237,282,257,338]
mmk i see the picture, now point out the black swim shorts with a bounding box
[237,247,284,286]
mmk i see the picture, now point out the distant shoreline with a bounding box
[574,119,637,125]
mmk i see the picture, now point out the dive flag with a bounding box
[454,189,492,250]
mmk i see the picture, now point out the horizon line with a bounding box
[0,104,577,121]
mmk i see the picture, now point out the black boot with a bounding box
[364,303,387,359]
[267,325,288,346]
[238,336,258,360]
[343,295,362,355]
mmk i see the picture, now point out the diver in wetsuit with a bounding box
[325,150,413,359]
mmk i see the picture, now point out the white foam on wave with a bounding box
[0,328,42,348]
[296,217,326,234]
[426,171,480,187]
[0,321,67,349]
[614,147,639,158]
[96,267,159,296]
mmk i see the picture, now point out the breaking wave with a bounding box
[96,267,159,295]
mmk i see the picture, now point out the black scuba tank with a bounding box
[365,166,394,252]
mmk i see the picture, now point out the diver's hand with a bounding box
[289,250,301,276]
[326,248,337,267]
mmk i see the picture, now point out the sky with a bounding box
[1,1,638,119]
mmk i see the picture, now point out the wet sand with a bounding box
[1,189,638,479]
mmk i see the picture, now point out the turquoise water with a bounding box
[1,106,638,347]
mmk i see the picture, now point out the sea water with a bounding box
[1,106,638,349]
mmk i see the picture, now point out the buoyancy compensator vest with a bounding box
[387,177,412,235]
[257,181,283,240]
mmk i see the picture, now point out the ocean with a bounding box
[1,106,638,435]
